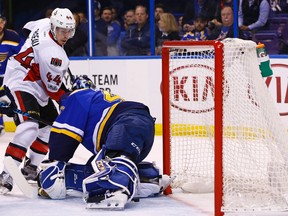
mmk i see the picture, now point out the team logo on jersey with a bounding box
[96,160,105,171]
[50,58,62,67]
[0,52,8,62]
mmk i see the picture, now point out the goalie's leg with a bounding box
[83,155,139,210]
[81,108,156,209]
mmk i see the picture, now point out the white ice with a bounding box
[0,132,214,216]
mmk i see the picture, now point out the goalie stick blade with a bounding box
[3,156,38,199]
[85,191,128,210]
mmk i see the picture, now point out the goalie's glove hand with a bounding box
[38,160,67,199]
[0,85,17,117]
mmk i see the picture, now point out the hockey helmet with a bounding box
[50,8,75,40]
[72,75,96,90]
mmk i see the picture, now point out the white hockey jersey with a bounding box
[4,18,69,106]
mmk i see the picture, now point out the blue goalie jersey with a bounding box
[48,88,153,163]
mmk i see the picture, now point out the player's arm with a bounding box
[48,92,88,162]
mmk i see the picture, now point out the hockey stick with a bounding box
[0,101,52,126]
[3,156,38,198]
[67,68,75,85]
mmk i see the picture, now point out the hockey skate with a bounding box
[0,171,13,194]
[21,157,39,181]
[85,190,129,210]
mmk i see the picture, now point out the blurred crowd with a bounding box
[5,0,288,56]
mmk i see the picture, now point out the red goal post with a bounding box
[162,39,288,215]
[162,40,224,215]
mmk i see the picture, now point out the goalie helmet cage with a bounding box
[162,39,288,216]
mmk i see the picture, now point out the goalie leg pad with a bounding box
[60,151,105,192]
[82,156,139,209]
[65,163,94,191]
[38,160,66,199]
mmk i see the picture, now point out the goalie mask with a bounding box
[72,75,96,90]
[50,8,75,40]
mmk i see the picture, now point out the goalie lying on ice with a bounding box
[37,76,172,209]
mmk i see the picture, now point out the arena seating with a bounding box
[252,31,280,54]
[251,16,288,55]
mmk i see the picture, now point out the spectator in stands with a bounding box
[78,11,88,37]
[121,5,150,56]
[279,40,288,54]
[270,0,288,14]
[238,0,270,39]
[0,14,23,135]
[155,4,166,24]
[208,6,244,40]
[64,13,88,56]
[182,15,209,41]
[213,0,234,24]
[155,13,180,55]
[154,4,166,51]
[78,11,88,24]
[94,0,108,56]
[177,16,185,38]
[182,0,218,31]
[101,7,121,56]
[119,9,135,55]
[111,6,122,26]
[45,8,53,18]
[123,9,135,31]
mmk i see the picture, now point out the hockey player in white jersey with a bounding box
[0,8,75,194]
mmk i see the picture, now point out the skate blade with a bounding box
[86,192,128,210]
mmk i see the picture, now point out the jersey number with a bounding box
[103,91,122,103]
[47,72,61,85]
[14,47,34,69]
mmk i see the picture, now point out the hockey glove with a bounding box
[38,160,67,199]
[0,85,17,117]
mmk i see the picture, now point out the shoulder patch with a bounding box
[50,57,62,67]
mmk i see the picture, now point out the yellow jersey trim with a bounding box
[96,103,119,151]
[51,127,82,143]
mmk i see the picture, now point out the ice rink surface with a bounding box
[0,132,214,216]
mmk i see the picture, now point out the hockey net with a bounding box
[162,38,288,214]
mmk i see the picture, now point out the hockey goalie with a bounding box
[34,76,172,209]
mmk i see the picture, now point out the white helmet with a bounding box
[50,8,75,40]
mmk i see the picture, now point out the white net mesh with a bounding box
[164,38,288,212]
